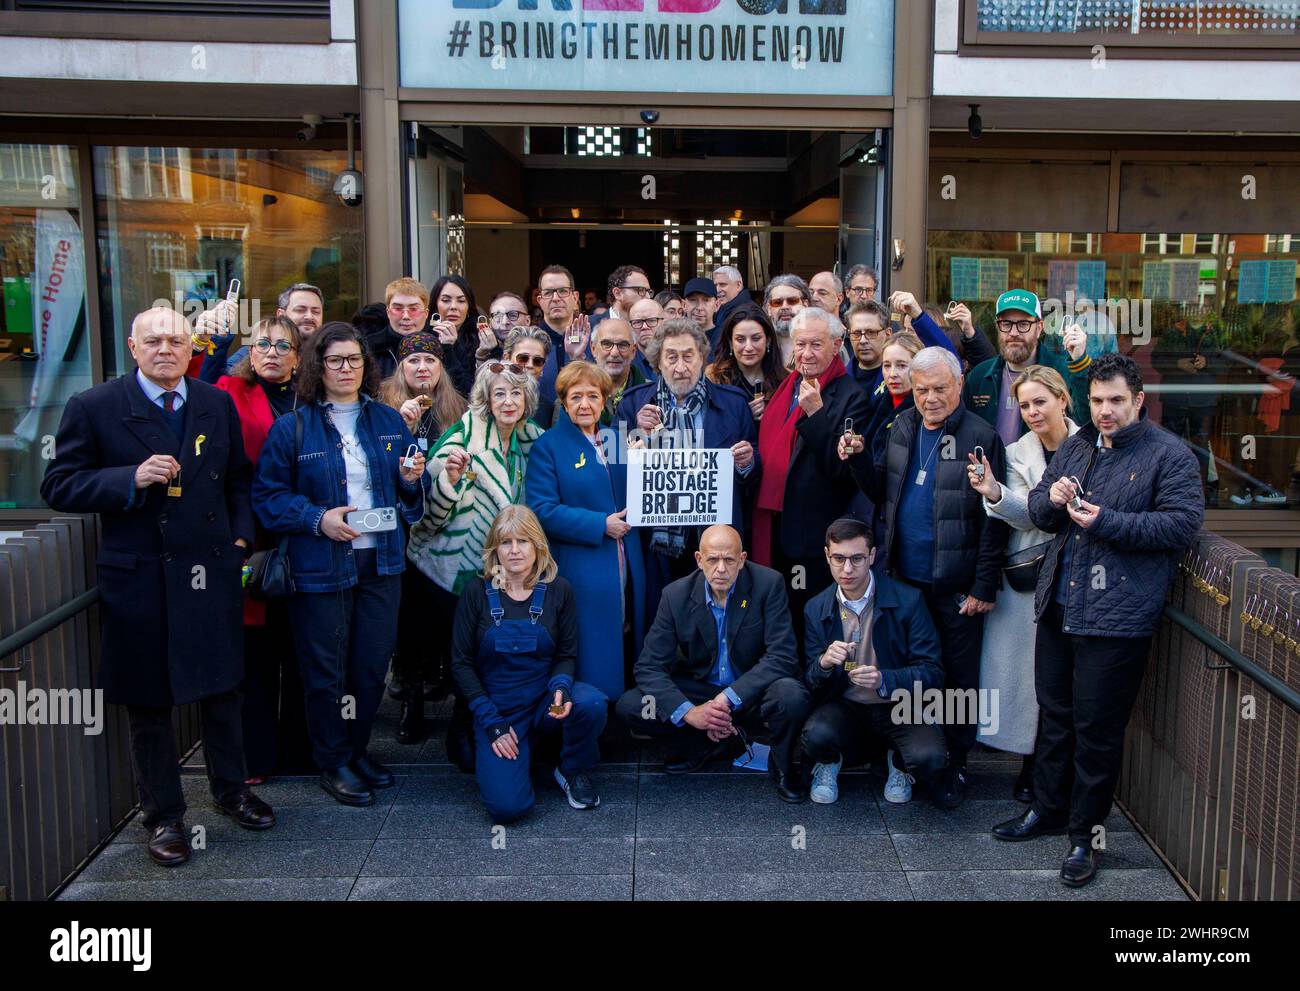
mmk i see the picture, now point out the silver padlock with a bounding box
[1068,474,1085,510]
[402,444,419,470]
[972,445,986,480]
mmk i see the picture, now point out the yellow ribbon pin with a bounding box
[386,442,393,451]
[194,434,206,456]
[741,599,747,608]
[574,452,587,469]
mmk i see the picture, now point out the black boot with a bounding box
[446,694,476,774]
[396,682,426,745]
[1013,753,1034,803]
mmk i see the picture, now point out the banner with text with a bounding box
[399,1,894,97]
[628,447,734,527]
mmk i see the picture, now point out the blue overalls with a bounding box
[473,583,607,822]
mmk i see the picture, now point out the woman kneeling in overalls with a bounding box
[450,504,607,821]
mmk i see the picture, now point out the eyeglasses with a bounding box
[846,286,876,298]
[490,310,526,324]
[253,339,296,354]
[630,317,664,330]
[619,285,652,297]
[538,287,574,300]
[323,353,365,370]
[508,353,547,369]
[848,329,888,341]
[388,303,426,315]
[769,296,803,308]
[596,340,633,354]
[829,553,869,567]
[996,319,1038,336]
[486,361,526,376]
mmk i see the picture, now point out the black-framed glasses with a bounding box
[619,285,652,297]
[849,328,889,341]
[253,339,296,354]
[323,353,365,370]
[538,287,574,299]
[846,286,876,297]
[596,340,633,353]
[996,319,1037,335]
[829,553,869,568]
[630,317,664,330]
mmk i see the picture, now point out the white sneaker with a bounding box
[809,758,842,804]
[883,751,914,804]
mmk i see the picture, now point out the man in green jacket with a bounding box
[964,289,1092,447]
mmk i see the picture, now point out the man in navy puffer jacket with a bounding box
[992,353,1203,890]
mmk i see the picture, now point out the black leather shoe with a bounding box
[769,763,808,804]
[351,754,395,789]
[992,807,1068,841]
[664,737,739,775]
[1013,757,1034,803]
[147,822,191,867]
[1061,845,1098,887]
[320,766,376,806]
[932,765,968,810]
[396,688,426,745]
[213,791,275,830]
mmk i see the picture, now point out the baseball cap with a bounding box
[683,277,717,299]
[995,289,1042,319]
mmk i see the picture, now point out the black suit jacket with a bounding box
[634,563,798,720]
[41,373,254,705]
[777,372,874,559]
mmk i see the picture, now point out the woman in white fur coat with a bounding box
[966,365,1079,804]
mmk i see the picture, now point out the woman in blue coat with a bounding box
[526,360,645,701]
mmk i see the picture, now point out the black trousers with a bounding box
[1033,602,1151,846]
[900,578,986,764]
[800,696,948,783]
[393,565,455,689]
[770,521,832,648]
[126,690,246,830]
[289,549,402,770]
[615,676,812,775]
[239,600,312,777]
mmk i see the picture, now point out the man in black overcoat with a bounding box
[41,306,274,866]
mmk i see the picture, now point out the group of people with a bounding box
[40,261,1203,890]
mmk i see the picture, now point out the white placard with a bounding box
[627,447,734,527]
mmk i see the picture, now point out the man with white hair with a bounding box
[712,264,750,339]
[763,274,811,368]
[752,306,873,638]
[839,346,1010,810]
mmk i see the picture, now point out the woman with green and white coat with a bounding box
[406,360,545,769]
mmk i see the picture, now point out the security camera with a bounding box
[967,104,982,140]
[640,109,660,125]
[297,114,322,143]
[333,169,364,208]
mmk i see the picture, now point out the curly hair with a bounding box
[229,316,300,385]
[296,321,380,404]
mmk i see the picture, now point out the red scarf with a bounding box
[752,356,846,565]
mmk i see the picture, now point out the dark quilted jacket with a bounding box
[848,402,1010,602]
[1027,411,1204,637]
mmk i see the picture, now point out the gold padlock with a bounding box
[1260,622,1275,637]
[1215,593,1229,607]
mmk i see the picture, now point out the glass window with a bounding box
[929,230,1300,510]
[0,143,92,509]
[93,146,364,379]
[974,0,1300,42]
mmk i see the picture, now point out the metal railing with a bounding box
[0,517,202,902]
[1118,533,1299,901]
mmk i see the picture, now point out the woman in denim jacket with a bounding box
[253,322,429,808]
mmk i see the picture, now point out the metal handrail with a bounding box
[0,587,99,672]
[1164,603,1300,716]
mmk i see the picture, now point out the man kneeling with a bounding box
[616,524,812,802]
[801,518,948,806]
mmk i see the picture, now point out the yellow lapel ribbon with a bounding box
[194,434,206,457]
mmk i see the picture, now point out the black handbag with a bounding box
[1003,540,1050,594]
[245,410,302,601]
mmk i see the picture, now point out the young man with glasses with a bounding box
[964,289,1091,447]
[800,518,947,807]
[599,264,653,325]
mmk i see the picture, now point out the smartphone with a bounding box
[345,507,398,533]
[225,279,240,307]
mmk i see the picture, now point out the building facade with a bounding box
[1,0,1296,562]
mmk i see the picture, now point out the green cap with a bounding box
[995,289,1042,319]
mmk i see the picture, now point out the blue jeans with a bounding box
[473,681,607,823]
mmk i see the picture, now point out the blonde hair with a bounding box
[1011,364,1073,412]
[481,505,558,587]
[555,359,614,407]
[881,330,924,358]
[469,360,539,421]
[385,277,430,309]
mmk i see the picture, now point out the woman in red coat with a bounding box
[215,316,310,782]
